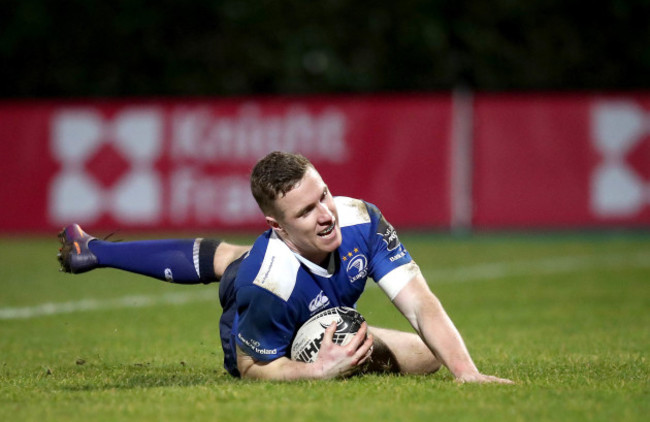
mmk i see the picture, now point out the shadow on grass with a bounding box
[59,364,236,391]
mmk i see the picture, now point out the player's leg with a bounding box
[217,252,248,377]
[57,224,250,284]
[213,243,251,281]
[366,326,441,375]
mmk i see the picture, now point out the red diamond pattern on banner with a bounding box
[626,135,650,182]
[85,142,131,188]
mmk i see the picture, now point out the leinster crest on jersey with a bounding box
[344,252,368,283]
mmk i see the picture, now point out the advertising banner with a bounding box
[3,93,649,233]
[472,94,650,228]
[0,96,453,233]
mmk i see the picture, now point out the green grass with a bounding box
[1,232,648,421]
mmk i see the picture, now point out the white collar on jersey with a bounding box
[268,230,336,278]
[293,251,336,278]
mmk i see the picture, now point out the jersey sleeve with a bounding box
[235,285,296,362]
[365,202,420,300]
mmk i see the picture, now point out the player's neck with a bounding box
[274,231,330,268]
[319,253,334,270]
[292,251,336,275]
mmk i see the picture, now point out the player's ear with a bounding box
[266,216,283,233]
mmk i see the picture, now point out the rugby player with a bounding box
[59,151,512,383]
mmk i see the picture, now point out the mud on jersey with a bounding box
[233,196,420,362]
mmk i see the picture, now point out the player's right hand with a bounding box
[456,372,515,384]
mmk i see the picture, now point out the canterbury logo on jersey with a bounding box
[308,291,330,313]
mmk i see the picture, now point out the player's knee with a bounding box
[363,336,401,374]
[368,327,441,375]
[422,354,442,374]
[214,243,251,279]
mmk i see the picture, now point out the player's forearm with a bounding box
[414,299,479,378]
[393,275,479,378]
[236,350,327,381]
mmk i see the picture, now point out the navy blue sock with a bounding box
[88,238,218,284]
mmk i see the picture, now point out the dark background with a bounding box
[2,0,649,98]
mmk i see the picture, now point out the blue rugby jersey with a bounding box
[232,196,420,363]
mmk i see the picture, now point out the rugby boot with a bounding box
[57,224,98,274]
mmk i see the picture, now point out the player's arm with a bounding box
[236,322,374,380]
[392,271,513,384]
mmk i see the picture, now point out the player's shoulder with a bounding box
[236,230,301,302]
[334,196,383,228]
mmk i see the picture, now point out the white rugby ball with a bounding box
[290,306,365,363]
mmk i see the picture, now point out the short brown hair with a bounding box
[250,151,314,216]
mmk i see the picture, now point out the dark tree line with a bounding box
[2,0,649,98]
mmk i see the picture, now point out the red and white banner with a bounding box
[472,94,650,228]
[0,96,453,233]
[1,93,649,234]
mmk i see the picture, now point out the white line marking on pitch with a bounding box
[0,290,218,320]
[423,251,650,283]
[1,252,648,320]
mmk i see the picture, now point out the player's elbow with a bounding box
[237,360,270,380]
[236,350,288,380]
[235,347,259,379]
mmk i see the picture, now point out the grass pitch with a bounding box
[0,231,648,421]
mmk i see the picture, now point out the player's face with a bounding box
[267,167,342,265]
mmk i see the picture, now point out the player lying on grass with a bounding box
[58,151,513,383]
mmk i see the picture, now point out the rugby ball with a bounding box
[290,306,365,363]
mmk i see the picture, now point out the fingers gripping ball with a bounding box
[290,307,366,363]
